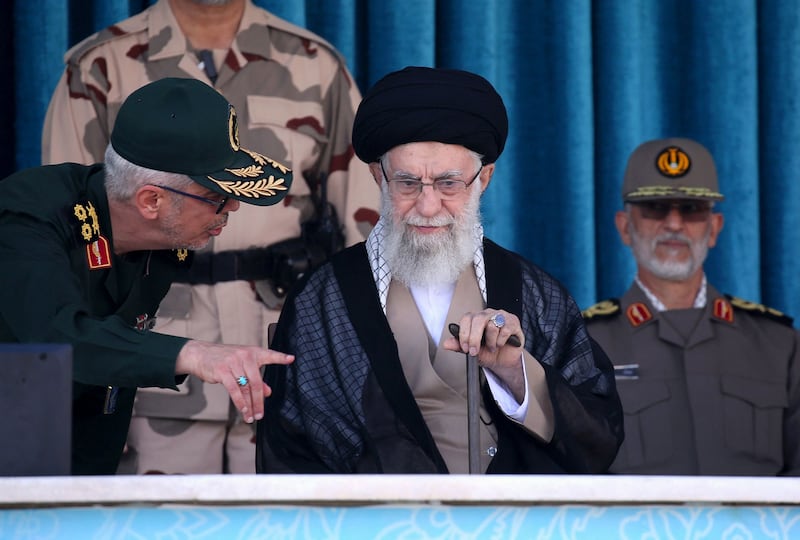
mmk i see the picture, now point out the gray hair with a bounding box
[103,144,194,202]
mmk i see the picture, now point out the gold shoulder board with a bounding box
[582,299,621,320]
[727,295,794,327]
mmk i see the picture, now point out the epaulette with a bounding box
[725,295,794,327]
[582,299,621,320]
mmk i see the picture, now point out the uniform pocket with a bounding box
[614,381,673,469]
[721,374,786,463]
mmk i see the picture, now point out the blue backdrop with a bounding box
[2,0,798,320]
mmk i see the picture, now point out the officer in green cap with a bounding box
[583,137,800,475]
[0,77,295,475]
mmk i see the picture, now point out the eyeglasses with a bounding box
[154,184,230,214]
[632,200,712,222]
[381,161,482,200]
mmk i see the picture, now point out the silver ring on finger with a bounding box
[490,313,506,328]
[237,375,249,387]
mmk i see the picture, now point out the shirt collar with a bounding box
[635,274,707,312]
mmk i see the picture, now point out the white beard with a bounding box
[629,224,710,281]
[381,183,482,287]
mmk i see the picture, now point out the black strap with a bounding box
[175,248,275,285]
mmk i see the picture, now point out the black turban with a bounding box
[352,66,508,164]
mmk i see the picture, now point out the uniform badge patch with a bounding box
[72,200,100,243]
[86,235,112,269]
[135,313,155,331]
[626,303,653,327]
[713,298,734,323]
[656,146,691,178]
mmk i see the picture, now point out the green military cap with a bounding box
[622,137,724,202]
[111,77,292,206]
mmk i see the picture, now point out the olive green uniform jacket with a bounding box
[584,283,800,475]
[0,164,189,475]
[41,0,379,446]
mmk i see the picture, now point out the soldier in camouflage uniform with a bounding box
[583,137,800,475]
[42,0,380,474]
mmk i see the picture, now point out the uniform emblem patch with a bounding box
[656,146,691,178]
[135,313,154,331]
[626,303,653,327]
[86,235,112,269]
[713,298,734,323]
[73,201,100,243]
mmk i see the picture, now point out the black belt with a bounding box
[175,248,275,285]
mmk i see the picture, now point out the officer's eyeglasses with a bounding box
[632,200,713,222]
[154,184,230,214]
[381,161,482,200]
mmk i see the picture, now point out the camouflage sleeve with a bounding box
[41,62,111,166]
[321,61,380,245]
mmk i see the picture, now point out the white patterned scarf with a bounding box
[366,217,487,313]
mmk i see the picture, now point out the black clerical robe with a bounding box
[257,239,623,473]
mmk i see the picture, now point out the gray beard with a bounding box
[630,225,710,281]
[161,198,217,251]
[381,184,482,287]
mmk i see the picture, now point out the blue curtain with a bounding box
[4,0,799,323]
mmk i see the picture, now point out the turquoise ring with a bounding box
[237,375,249,387]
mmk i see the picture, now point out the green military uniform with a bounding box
[42,0,379,473]
[0,164,189,475]
[584,283,800,475]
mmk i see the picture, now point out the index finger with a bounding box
[256,349,295,367]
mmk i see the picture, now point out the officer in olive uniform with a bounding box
[0,78,294,475]
[583,137,800,475]
[42,0,379,474]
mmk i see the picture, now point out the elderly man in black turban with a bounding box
[257,66,623,474]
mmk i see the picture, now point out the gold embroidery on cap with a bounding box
[627,186,723,199]
[236,149,292,174]
[656,146,691,178]
[224,150,292,179]
[228,105,240,151]
[208,176,289,199]
[226,165,264,178]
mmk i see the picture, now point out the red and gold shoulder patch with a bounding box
[713,298,734,323]
[86,235,112,270]
[626,303,653,327]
